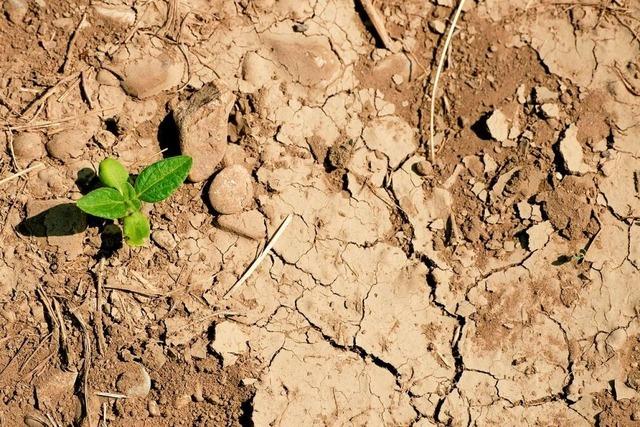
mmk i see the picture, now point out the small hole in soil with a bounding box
[470,113,493,140]
[157,112,181,158]
[239,396,255,427]
[104,117,119,136]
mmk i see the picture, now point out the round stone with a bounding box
[208,165,253,214]
[13,132,45,163]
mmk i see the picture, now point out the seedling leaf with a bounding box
[122,182,141,213]
[99,158,129,193]
[123,211,150,246]
[77,188,128,219]
[135,156,192,203]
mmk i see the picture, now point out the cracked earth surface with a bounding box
[1,0,640,425]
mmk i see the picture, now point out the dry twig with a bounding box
[428,0,467,162]
[0,162,44,187]
[223,214,293,298]
[357,0,394,50]
[61,12,87,73]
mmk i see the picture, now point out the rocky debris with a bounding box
[120,54,182,99]
[96,69,120,86]
[216,209,266,240]
[92,3,136,25]
[613,379,637,401]
[151,229,177,251]
[174,393,192,409]
[429,19,446,34]
[46,129,89,161]
[221,144,253,169]
[533,86,558,103]
[208,165,254,214]
[115,362,151,398]
[558,125,594,175]
[4,0,27,24]
[372,53,412,85]
[485,109,509,142]
[35,369,78,411]
[208,322,249,367]
[414,159,433,176]
[526,221,554,251]
[362,116,416,168]
[148,400,161,417]
[13,132,45,164]
[517,201,532,220]
[172,82,235,182]
[540,103,560,119]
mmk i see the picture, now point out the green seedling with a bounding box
[552,248,587,266]
[77,156,192,246]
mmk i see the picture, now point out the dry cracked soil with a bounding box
[1,0,640,426]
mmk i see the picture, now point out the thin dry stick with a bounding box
[0,162,43,186]
[20,71,83,121]
[94,258,106,355]
[80,70,94,109]
[358,0,394,50]
[96,391,127,399]
[428,0,467,162]
[61,12,87,73]
[102,283,163,297]
[223,214,293,298]
[6,129,19,172]
[71,309,92,426]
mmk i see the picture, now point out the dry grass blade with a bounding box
[428,0,467,162]
[103,283,164,297]
[6,129,19,172]
[0,162,44,187]
[71,309,92,426]
[223,214,293,299]
[94,258,106,355]
[60,12,87,73]
[96,391,127,399]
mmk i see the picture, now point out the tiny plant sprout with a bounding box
[77,156,192,246]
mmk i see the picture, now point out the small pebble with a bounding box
[208,165,254,214]
[540,103,560,119]
[174,393,192,409]
[148,400,161,417]
[193,382,204,402]
[429,20,446,34]
[13,132,45,164]
[46,129,89,161]
[4,0,28,24]
[485,109,509,142]
[414,160,433,176]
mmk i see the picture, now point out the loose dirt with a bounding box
[1,0,640,426]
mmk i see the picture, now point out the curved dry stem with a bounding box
[429,0,467,163]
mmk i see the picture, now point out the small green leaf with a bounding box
[122,182,142,213]
[135,156,192,203]
[77,188,128,220]
[99,158,129,193]
[123,211,150,246]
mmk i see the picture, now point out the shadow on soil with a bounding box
[16,168,124,256]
